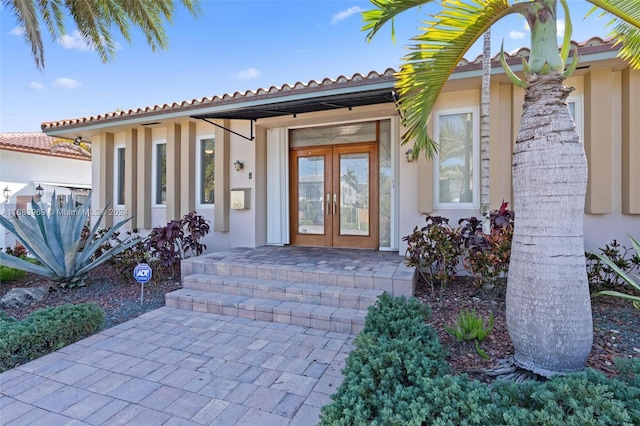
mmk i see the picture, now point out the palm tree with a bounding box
[364,0,640,376]
[4,0,200,70]
[480,29,491,227]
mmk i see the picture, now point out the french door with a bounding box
[290,143,378,248]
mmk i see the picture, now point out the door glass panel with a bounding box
[379,120,391,248]
[339,153,369,236]
[297,156,325,235]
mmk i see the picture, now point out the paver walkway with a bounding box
[0,307,354,425]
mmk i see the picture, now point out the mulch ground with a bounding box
[416,276,640,381]
[1,263,638,381]
[0,263,181,329]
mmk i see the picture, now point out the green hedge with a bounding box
[0,303,104,372]
[319,294,640,425]
[0,265,27,282]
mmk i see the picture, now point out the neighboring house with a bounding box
[0,132,92,250]
[41,37,639,254]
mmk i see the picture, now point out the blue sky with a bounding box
[0,0,613,132]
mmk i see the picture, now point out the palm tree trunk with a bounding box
[506,72,593,377]
[480,29,491,219]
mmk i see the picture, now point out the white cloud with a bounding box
[556,19,565,38]
[509,30,526,40]
[9,27,24,36]
[331,6,363,25]
[233,68,261,80]
[52,78,81,89]
[58,31,93,51]
[29,82,44,90]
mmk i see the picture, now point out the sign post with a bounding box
[133,263,153,304]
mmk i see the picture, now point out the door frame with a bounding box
[289,142,379,249]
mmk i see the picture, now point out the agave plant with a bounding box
[0,193,139,287]
[593,236,640,310]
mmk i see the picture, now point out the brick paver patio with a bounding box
[0,307,354,425]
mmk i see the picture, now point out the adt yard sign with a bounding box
[134,263,152,304]
[134,263,152,283]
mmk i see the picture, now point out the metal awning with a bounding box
[190,88,398,141]
[191,88,397,121]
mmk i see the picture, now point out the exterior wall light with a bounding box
[35,184,44,199]
[74,137,82,145]
[234,160,244,171]
[3,186,10,203]
[405,149,415,163]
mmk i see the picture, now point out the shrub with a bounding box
[320,294,640,425]
[0,192,139,287]
[5,244,28,258]
[403,215,463,299]
[0,265,26,282]
[319,294,450,425]
[445,309,494,342]
[591,236,640,310]
[85,227,149,280]
[146,211,210,276]
[587,238,640,294]
[459,202,514,290]
[1,245,30,281]
[0,303,104,372]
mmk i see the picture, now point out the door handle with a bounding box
[333,193,337,215]
[326,193,331,215]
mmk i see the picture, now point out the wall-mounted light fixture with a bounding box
[3,186,10,203]
[405,149,415,163]
[74,136,82,146]
[35,184,44,199]
[234,160,244,172]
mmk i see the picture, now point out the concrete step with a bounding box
[181,260,414,297]
[182,274,384,310]
[165,288,367,334]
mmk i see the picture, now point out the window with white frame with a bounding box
[567,95,583,142]
[115,145,125,206]
[199,137,215,205]
[434,108,479,208]
[154,142,167,205]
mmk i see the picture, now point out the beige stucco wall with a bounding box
[78,63,637,254]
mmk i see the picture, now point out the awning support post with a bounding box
[192,116,255,141]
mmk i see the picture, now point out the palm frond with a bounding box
[587,0,640,69]
[6,0,44,69]
[395,0,515,157]
[6,0,200,69]
[363,0,434,42]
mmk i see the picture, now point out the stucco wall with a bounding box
[51,62,638,256]
[1,150,91,249]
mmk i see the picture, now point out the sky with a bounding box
[0,0,614,132]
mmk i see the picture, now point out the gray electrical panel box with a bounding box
[230,188,251,210]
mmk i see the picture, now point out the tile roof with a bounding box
[0,132,91,161]
[41,37,618,131]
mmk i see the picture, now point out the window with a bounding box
[154,142,167,205]
[567,95,583,142]
[115,146,125,205]
[200,138,215,204]
[434,108,479,208]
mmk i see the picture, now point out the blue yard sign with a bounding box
[134,263,152,304]
[134,263,152,283]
